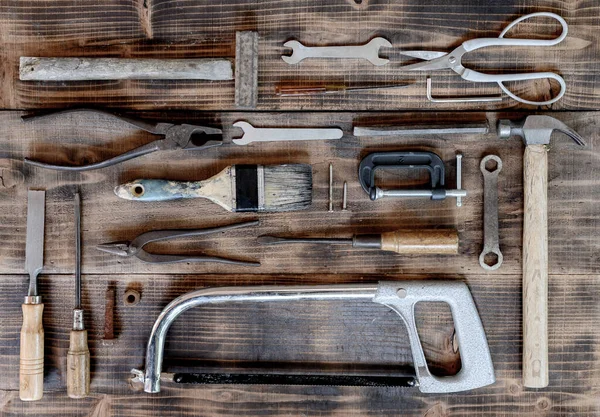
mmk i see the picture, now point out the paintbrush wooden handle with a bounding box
[113,167,234,211]
[67,329,90,398]
[20,303,44,401]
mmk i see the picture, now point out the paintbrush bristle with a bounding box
[262,164,312,211]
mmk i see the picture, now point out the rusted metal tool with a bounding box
[23,109,222,171]
[96,220,260,267]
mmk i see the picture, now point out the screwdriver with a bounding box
[67,192,90,398]
[257,229,458,255]
[275,83,412,97]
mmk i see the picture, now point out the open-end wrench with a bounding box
[232,121,343,145]
[282,37,392,66]
[479,155,503,271]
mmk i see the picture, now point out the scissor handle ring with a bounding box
[499,12,568,45]
[497,73,566,106]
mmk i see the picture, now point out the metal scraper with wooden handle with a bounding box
[498,116,584,388]
[20,190,45,401]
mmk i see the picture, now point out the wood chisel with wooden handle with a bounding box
[20,189,45,401]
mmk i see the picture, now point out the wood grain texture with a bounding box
[1,0,599,110]
[0,110,599,415]
[522,144,549,388]
[19,303,44,401]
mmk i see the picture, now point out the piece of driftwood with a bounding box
[19,57,234,81]
[235,31,259,109]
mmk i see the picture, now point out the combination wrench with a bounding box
[479,155,503,270]
[281,37,392,66]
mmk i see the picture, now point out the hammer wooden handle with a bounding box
[67,329,90,398]
[522,144,549,388]
[379,229,458,254]
[20,303,44,401]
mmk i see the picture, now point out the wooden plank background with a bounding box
[0,0,599,416]
[1,0,599,110]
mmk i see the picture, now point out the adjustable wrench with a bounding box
[232,121,343,145]
[282,37,392,66]
[479,155,503,270]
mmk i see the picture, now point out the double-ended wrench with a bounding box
[232,121,343,145]
[282,37,392,66]
[479,155,503,270]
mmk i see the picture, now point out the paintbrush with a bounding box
[114,164,312,212]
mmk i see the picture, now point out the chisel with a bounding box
[20,190,45,401]
[67,192,90,398]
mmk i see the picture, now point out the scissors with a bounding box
[401,12,568,106]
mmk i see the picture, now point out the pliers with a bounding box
[96,220,260,267]
[23,108,223,171]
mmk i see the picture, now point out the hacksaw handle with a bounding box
[380,229,458,254]
[522,144,549,388]
[20,303,44,401]
[67,329,90,398]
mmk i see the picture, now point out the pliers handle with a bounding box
[96,220,260,267]
[23,108,223,171]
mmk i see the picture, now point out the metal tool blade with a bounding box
[169,372,417,387]
[400,51,447,60]
[257,236,352,245]
[74,192,82,309]
[353,123,490,137]
[25,190,45,297]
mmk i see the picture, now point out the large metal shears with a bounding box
[402,12,568,105]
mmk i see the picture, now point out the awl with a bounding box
[258,229,458,255]
[67,192,90,398]
[20,190,45,401]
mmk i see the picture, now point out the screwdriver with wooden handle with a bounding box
[257,229,458,255]
[67,192,90,398]
[20,190,46,401]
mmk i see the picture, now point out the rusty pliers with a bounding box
[23,108,223,171]
[96,220,260,267]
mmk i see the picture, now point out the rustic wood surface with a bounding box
[0,110,598,416]
[0,0,598,110]
[1,0,599,415]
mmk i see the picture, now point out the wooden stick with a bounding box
[235,31,259,108]
[20,303,44,401]
[522,144,549,388]
[20,57,233,81]
[67,329,90,398]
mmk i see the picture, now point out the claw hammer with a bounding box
[498,115,585,388]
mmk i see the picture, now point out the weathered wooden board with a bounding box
[0,273,597,416]
[0,110,598,276]
[0,110,599,416]
[1,0,599,110]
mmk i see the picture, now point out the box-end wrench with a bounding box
[282,37,392,66]
[232,121,343,145]
[479,155,503,270]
